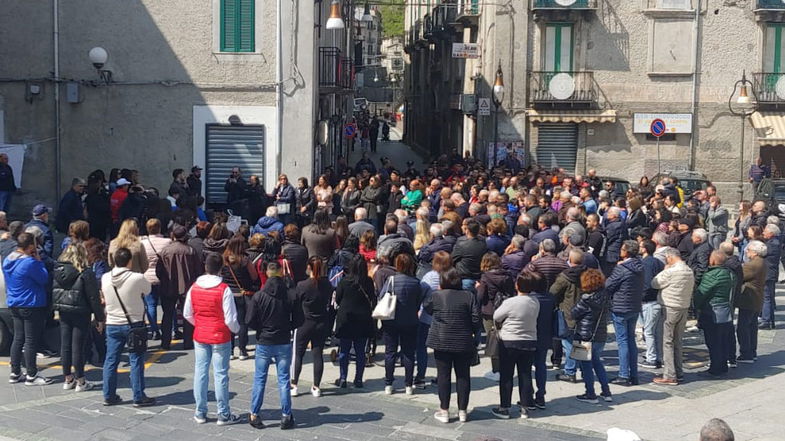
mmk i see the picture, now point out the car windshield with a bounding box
[680,179,707,193]
[774,184,785,200]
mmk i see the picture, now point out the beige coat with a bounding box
[652,260,694,310]
[108,240,149,275]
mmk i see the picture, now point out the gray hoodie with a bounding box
[102,267,152,326]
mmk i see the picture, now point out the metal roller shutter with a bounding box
[205,124,265,204]
[536,123,578,172]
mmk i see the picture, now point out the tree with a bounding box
[379,0,405,37]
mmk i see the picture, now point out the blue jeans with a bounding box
[144,285,159,333]
[416,322,430,380]
[250,344,292,417]
[103,324,146,402]
[640,302,663,364]
[612,311,639,380]
[338,337,367,382]
[534,346,548,401]
[579,342,610,397]
[194,342,232,419]
[0,191,12,212]
[762,280,777,324]
[561,339,577,375]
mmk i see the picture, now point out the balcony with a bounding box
[532,0,597,10]
[318,47,353,92]
[423,14,433,40]
[753,72,785,107]
[755,0,785,20]
[529,71,599,108]
[457,0,480,26]
[757,0,785,9]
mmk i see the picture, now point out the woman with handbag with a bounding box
[378,253,426,396]
[423,268,480,423]
[476,252,515,379]
[53,243,106,392]
[570,268,612,404]
[491,271,542,419]
[334,255,376,388]
[221,237,259,360]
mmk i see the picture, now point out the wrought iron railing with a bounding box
[532,0,597,9]
[458,0,480,16]
[529,71,598,105]
[318,47,352,89]
[753,72,785,104]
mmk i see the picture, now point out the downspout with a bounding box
[53,0,61,200]
[688,0,701,170]
[275,0,284,179]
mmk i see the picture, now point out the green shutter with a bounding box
[221,0,255,53]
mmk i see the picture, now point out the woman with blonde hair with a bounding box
[108,219,148,273]
[61,220,90,251]
[53,243,105,391]
[413,208,432,253]
[140,218,171,340]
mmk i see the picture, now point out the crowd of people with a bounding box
[1,149,778,433]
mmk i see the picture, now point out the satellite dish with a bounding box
[555,0,577,5]
[776,76,785,100]
[548,73,576,100]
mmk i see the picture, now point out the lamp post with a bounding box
[326,0,345,30]
[728,71,758,203]
[492,62,505,168]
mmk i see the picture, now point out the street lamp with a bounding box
[728,70,758,202]
[361,2,373,22]
[88,47,113,83]
[492,62,505,167]
[326,0,345,30]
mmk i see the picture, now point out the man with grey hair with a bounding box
[652,231,675,264]
[699,418,735,441]
[760,224,780,330]
[525,238,568,290]
[706,196,729,250]
[417,223,455,265]
[348,207,374,238]
[57,177,87,234]
[501,235,529,278]
[737,240,766,362]
[605,240,644,386]
[651,247,694,385]
[395,209,414,240]
[561,206,586,245]
[688,228,712,287]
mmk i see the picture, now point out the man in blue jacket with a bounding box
[605,240,644,386]
[603,207,628,277]
[4,232,51,386]
[25,204,54,258]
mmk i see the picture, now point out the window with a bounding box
[648,19,693,74]
[544,23,573,72]
[220,0,255,53]
[656,0,690,9]
[764,24,785,73]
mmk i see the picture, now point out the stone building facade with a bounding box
[404,0,785,202]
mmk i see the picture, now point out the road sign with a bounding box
[344,123,357,138]
[478,98,491,116]
[650,118,666,137]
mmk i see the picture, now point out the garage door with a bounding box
[536,123,578,172]
[205,124,265,204]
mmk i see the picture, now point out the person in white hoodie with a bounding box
[183,253,241,425]
[140,218,171,340]
[102,247,155,407]
[650,247,695,386]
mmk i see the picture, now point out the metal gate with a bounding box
[205,124,265,204]
[536,123,578,172]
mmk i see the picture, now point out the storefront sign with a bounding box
[633,113,692,134]
[452,43,480,59]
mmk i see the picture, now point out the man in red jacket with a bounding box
[183,253,241,425]
[109,178,131,237]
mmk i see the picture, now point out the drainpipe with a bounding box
[688,0,701,170]
[53,0,61,200]
[275,0,284,181]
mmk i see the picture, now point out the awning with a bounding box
[527,109,617,124]
[750,112,785,146]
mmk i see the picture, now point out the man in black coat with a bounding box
[451,219,487,291]
[0,152,17,213]
[687,228,712,287]
[602,207,628,276]
[417,223,455,265]
[186,166,203,198]
[56,178,86,233]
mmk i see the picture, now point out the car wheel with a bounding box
[0,320,11,355]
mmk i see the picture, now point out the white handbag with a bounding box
[277,202,291,215]
[372,276,397,320]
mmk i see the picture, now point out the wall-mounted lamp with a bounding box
[88,47,113,84]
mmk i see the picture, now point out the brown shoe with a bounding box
[652,376,678,386]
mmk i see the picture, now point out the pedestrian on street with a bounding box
[334,254,376,389]
[141,218,171,341]
[571,268,613,403]
[108,219,149,274]
[423,267,480,424]
[550,249,587,384]
[5,232,52,386]
[26,204,54,259]
[706,196,729,250]
[102,247,155,407]
[246,261,303,430]
[53,243,106,392]
[272,174,297,226]
[221,236,258,359]
[760,224,780,329]
[491,270,542,420]
[56,178,87,234]
[695,250,735,377]
[736,240,766,363]
[183,253,242,425]
[0,153,17,213]
[186,165,203,198]
[639,240,664,369]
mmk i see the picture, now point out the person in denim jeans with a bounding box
[246,261,303,430]
[184,254,241,425]
[639,240,664,368]
[334,255,376,388]
[605,241,644,386]
[101,247,155,407]
[571,269,612,403]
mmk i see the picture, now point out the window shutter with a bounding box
[220,0,255,53]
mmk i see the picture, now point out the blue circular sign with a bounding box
[344,124,356,138]
[650,118,666,137]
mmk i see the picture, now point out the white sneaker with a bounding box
[405,386,414,396]
[458,410,467,423]
[434,410,449,423]
[311,386,321,397]
[484,371,500,382]
[25,375,53,386]
[193,415,207,424]
[290,384,299,397]
[217,413,242,426]
[384,385,393,395]
[75,381,94,392]
[63,380,76,390]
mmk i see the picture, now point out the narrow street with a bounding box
[347,126,427,174]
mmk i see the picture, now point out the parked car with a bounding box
[754,178,785,220]
[653,170,711,201]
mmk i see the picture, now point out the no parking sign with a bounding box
[344,123,357,139]
[650,118,666,137]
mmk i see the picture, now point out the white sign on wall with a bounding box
[633,113,693,134]
[478,98,491,116]
[452,43,480,59]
